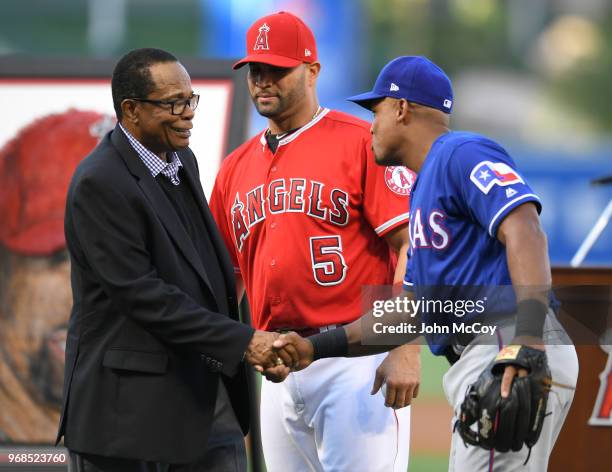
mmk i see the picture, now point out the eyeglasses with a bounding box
[129,94,200,115]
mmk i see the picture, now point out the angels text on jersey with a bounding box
[231,178,350,251]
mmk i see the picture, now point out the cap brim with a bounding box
[346,91,387,110]
[2,219,66,256]
[233,54,303,70]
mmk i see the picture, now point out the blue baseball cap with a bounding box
[347,56,453,114]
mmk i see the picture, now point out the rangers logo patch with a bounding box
[470,161,524,195]
[385,166,414,196]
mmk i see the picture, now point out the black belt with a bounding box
[275,323,347,338]
[440,309,520,365]
[442,343,463,366]
[442,330,479,366]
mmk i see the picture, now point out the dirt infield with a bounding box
[411,399,453,455]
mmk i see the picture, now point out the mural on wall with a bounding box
[0,110,114,442]
[0,60,241,444]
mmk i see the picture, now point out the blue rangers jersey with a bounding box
[402,131,542,354]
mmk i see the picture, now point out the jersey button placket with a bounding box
[267,159,280,269]
[266,154,282,317]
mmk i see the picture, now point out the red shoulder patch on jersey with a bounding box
[384,166,414,196]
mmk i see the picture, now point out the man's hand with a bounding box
[245,330,298,369]
[259,364,292,383]
[371,344,421,409]
[500,336,544,398]
[272,331,314,371]
[456,344,551,452]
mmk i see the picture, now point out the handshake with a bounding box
[244,330,313,382]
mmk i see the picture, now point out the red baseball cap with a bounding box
[233,11,318,70]
[0,110,114,256]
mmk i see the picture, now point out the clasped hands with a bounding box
[245,331,421,410]
[244,331,313,382]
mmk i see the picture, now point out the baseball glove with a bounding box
[455,345,552,459]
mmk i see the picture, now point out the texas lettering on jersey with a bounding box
[231,178,349,251]
[409,208,451,251]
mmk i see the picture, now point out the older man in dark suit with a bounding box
[57,48,293,472]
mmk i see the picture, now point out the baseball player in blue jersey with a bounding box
[271,56,579,471]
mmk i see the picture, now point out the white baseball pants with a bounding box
[260,353,411,472]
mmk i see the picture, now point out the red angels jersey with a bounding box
[209,109,414,330]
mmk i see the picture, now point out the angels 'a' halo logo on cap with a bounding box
[253,23,270,51]
[233,11,318,70]
[385,166,414,196]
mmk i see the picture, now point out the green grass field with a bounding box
[409,454,449,471]
[417,347,449,399]
[409,349,450,471]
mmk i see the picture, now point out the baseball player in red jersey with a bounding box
[209,11,420,472]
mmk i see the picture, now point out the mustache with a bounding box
[254,92,280,99]
[29,326,67,407]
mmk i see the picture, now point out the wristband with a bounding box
[514,299,548,338]
[309,328,348,360]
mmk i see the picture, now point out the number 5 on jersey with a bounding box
[309,236,348,286]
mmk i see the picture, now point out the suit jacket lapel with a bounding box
[110,126,216,304]
[180,153,239,317]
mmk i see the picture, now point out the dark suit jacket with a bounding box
[57,125,255,464]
